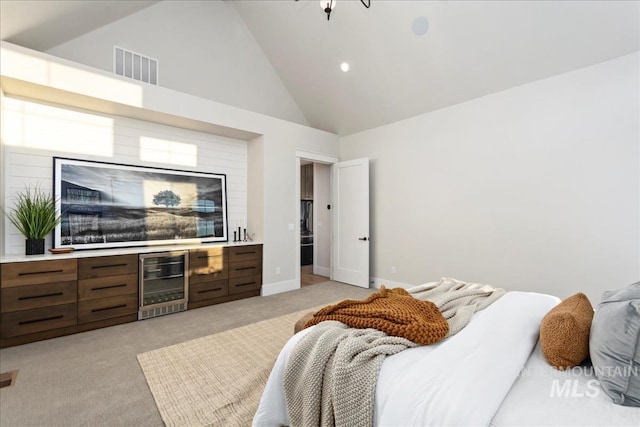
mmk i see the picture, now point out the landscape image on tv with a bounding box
[54,157,227,249]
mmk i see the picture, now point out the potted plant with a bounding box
[5,185,61,255]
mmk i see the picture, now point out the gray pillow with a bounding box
[589,281,640,407]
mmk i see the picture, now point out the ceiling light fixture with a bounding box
[295,0,371,21]
[321,0,335,20]
[340,62,350,72]
[322,0,370,20]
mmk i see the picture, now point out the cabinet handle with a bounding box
[196,270,221,275]
[91,263,128,269]
[19,315,63,325]
[235,266,256,271]
[92,284,127,291]
[235,251,256,255]
[18,292,64,300]
[235,281,256,287]
[198,288,222,294]
[18,269,63,276]
[91,304,127,313]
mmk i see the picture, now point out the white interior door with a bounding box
[331,158,370,288]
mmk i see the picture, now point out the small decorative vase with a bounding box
[25,238,45,255]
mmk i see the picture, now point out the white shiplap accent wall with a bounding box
[1,96,247,255]
[0,88,5,255]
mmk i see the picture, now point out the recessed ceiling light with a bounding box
[412,16,429,36]
[340,62,350,72]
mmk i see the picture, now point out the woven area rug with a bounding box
[137,307,318,427]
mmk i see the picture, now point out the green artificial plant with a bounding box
[6,185,62,240]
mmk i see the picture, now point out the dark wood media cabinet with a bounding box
[0,244,262,348]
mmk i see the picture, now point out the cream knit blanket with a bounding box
[283,321,415,427]
[283,277,505,427]
[408,277,506,337]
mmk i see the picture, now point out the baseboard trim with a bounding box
[263,277,412,295]
[313,266,330,277]
[261,279,299,296]
[370,277,412,290]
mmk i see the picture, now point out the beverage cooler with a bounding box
[139,251,189,319]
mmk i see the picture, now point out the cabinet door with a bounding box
[189,279,228,302]
[229,245,262,263]
[189,247,228,284]
[1,259,77,287]
[78,294,138,324]
[301,164,313,199]
[305,164,314,199]
[301,165,307,199]
[78,254,137,279]
[1,281,77,312]
[78,273,138,301]
[301,245,314,266]
[229,259,261,278]
[229,275,261,295]
[1,304,77,338]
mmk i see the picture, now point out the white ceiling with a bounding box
[1,0,639,136]
[0,0,160,51]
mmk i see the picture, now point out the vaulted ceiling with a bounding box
[1,0,638,136]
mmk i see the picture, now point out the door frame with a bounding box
[295,150,339,288]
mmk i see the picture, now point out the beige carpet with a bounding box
[137,307,318,427]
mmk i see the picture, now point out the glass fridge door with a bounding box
[141,253,186,307]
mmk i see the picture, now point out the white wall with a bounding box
[46,0,308,127]
[341,53,640,305]
[1,96,248,255]
[0,42,340,294]
[247,135,264,243]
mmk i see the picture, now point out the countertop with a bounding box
[0,241,262,264]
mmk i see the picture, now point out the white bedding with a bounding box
[492,342,640,427]
[254,291,559,426]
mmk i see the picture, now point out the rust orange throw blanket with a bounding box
[303,286,449,345]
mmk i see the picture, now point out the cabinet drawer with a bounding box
[78,254,138,279]
[229,259,262,278]
[189,248,228,284]
[229,245,262,263]
[189,279,229,302]
[229,275,261,295]
[1,259,77,288]
[1,281,77,313]
[78,294,138,324]
[78,273,138,301]
[1,303,77,338]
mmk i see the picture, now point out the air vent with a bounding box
[139,302,187,320]
[0,370,18,388]
[114,46,158,85]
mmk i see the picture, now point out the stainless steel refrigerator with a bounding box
[301,200,313,265]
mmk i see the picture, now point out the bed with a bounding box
[253,283,640,427]
[492,341,639,426]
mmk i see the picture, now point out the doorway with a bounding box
[296,153,371,289]
[296,151,336,287]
